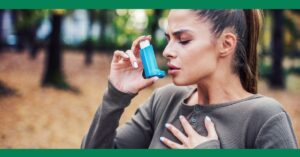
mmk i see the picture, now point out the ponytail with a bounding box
[242,10,262,93]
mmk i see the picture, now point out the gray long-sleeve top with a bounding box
[81,81,298,149]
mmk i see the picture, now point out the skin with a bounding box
[109,35,159,94]
[108,9,253,148]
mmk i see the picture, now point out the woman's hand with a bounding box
[160,116,218,149]
[108,35,159,94]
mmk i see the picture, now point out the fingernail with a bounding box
[153,77,159,82]
[205,116,211,122]
[160,137,165,141]
[133,62,138,68]
[165,123,170,128]
[179,115,184,120]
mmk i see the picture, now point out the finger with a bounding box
[165,123,188,145]
[131,35,152,56]
[160,137,184,149]
[179,115,197,136]
[125,50,138,68]
[112,50,129,63]
[205,116,218,139]
[138,76,159,89]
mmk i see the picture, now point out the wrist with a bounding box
[108,79,138,95]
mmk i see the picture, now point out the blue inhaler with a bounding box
[139,40,166,79]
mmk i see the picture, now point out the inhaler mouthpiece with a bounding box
[140,40,150,49]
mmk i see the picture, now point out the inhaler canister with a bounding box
[139,40,166,78]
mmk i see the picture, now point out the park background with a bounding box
[0,9,299,148]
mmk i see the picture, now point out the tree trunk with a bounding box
[29,26,39,59]
[84,38,93,65]
[99,10,108,50]
[150,10,162,37]
[85,10,95,66]
[14,10,27,52]
[12,10,39,56]
[42,13,67,88]
[269,10,285,89]
[0,10,4,52]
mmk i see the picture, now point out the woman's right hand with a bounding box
[108,35,159,94]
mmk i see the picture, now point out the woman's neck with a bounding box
[192,73,253,105]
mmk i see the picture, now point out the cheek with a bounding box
[178,43,217,84]
[191,54,217,77]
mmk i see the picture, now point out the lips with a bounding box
[167,63,181,75]
[167,63,180,69]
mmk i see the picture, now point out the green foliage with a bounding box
[259,61,272,80]
[289,66,300,75]
[15,10,48,30]
[259,61,290,84]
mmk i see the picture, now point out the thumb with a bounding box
[205,116,218,139]
[139,76,159,89]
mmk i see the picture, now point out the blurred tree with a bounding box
[258,11,271,80]
[147,10,162,43]
[42,10,71,90]
[269,10,285,89]
[0,10,4,52]
[151,10,162,36]
[98,10,109,50]
[0,11,17,95]
[145,9,168,51]
[13,10,44,58]
[84,10,96,66]
[113,10,131,49]
[260,10,300,82]
[285,10,300,75]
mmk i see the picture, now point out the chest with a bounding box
[150,107,257,148]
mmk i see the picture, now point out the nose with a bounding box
[162,42,177,59]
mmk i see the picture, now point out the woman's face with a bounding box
[163,10,219,86]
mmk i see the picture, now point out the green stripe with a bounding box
[0,0,300,9]
[0,149,300,157]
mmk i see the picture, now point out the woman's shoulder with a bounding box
[245,94,287,121]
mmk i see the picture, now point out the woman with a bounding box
[81,9,298,149]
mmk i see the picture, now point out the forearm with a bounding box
[81,80,137,148]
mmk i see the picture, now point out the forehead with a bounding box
[166,9,203,32]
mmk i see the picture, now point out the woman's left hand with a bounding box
[160,115,218,149]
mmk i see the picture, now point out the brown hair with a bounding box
[194,10,262,94]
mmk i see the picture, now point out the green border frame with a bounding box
[0,149,300,157]
[0,0,299,156]
[0,0,300,9]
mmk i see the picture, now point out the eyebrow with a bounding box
[164,29,192,38]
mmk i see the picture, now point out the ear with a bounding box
[216,30,237,57]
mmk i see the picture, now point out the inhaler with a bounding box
[139,40,166,79]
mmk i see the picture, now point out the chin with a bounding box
[172,77,194,86]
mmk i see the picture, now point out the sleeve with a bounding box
[254,112,298,149]
[194,140,221,149]
[81,80,155,149]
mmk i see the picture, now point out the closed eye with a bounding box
[179,40,190,45]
